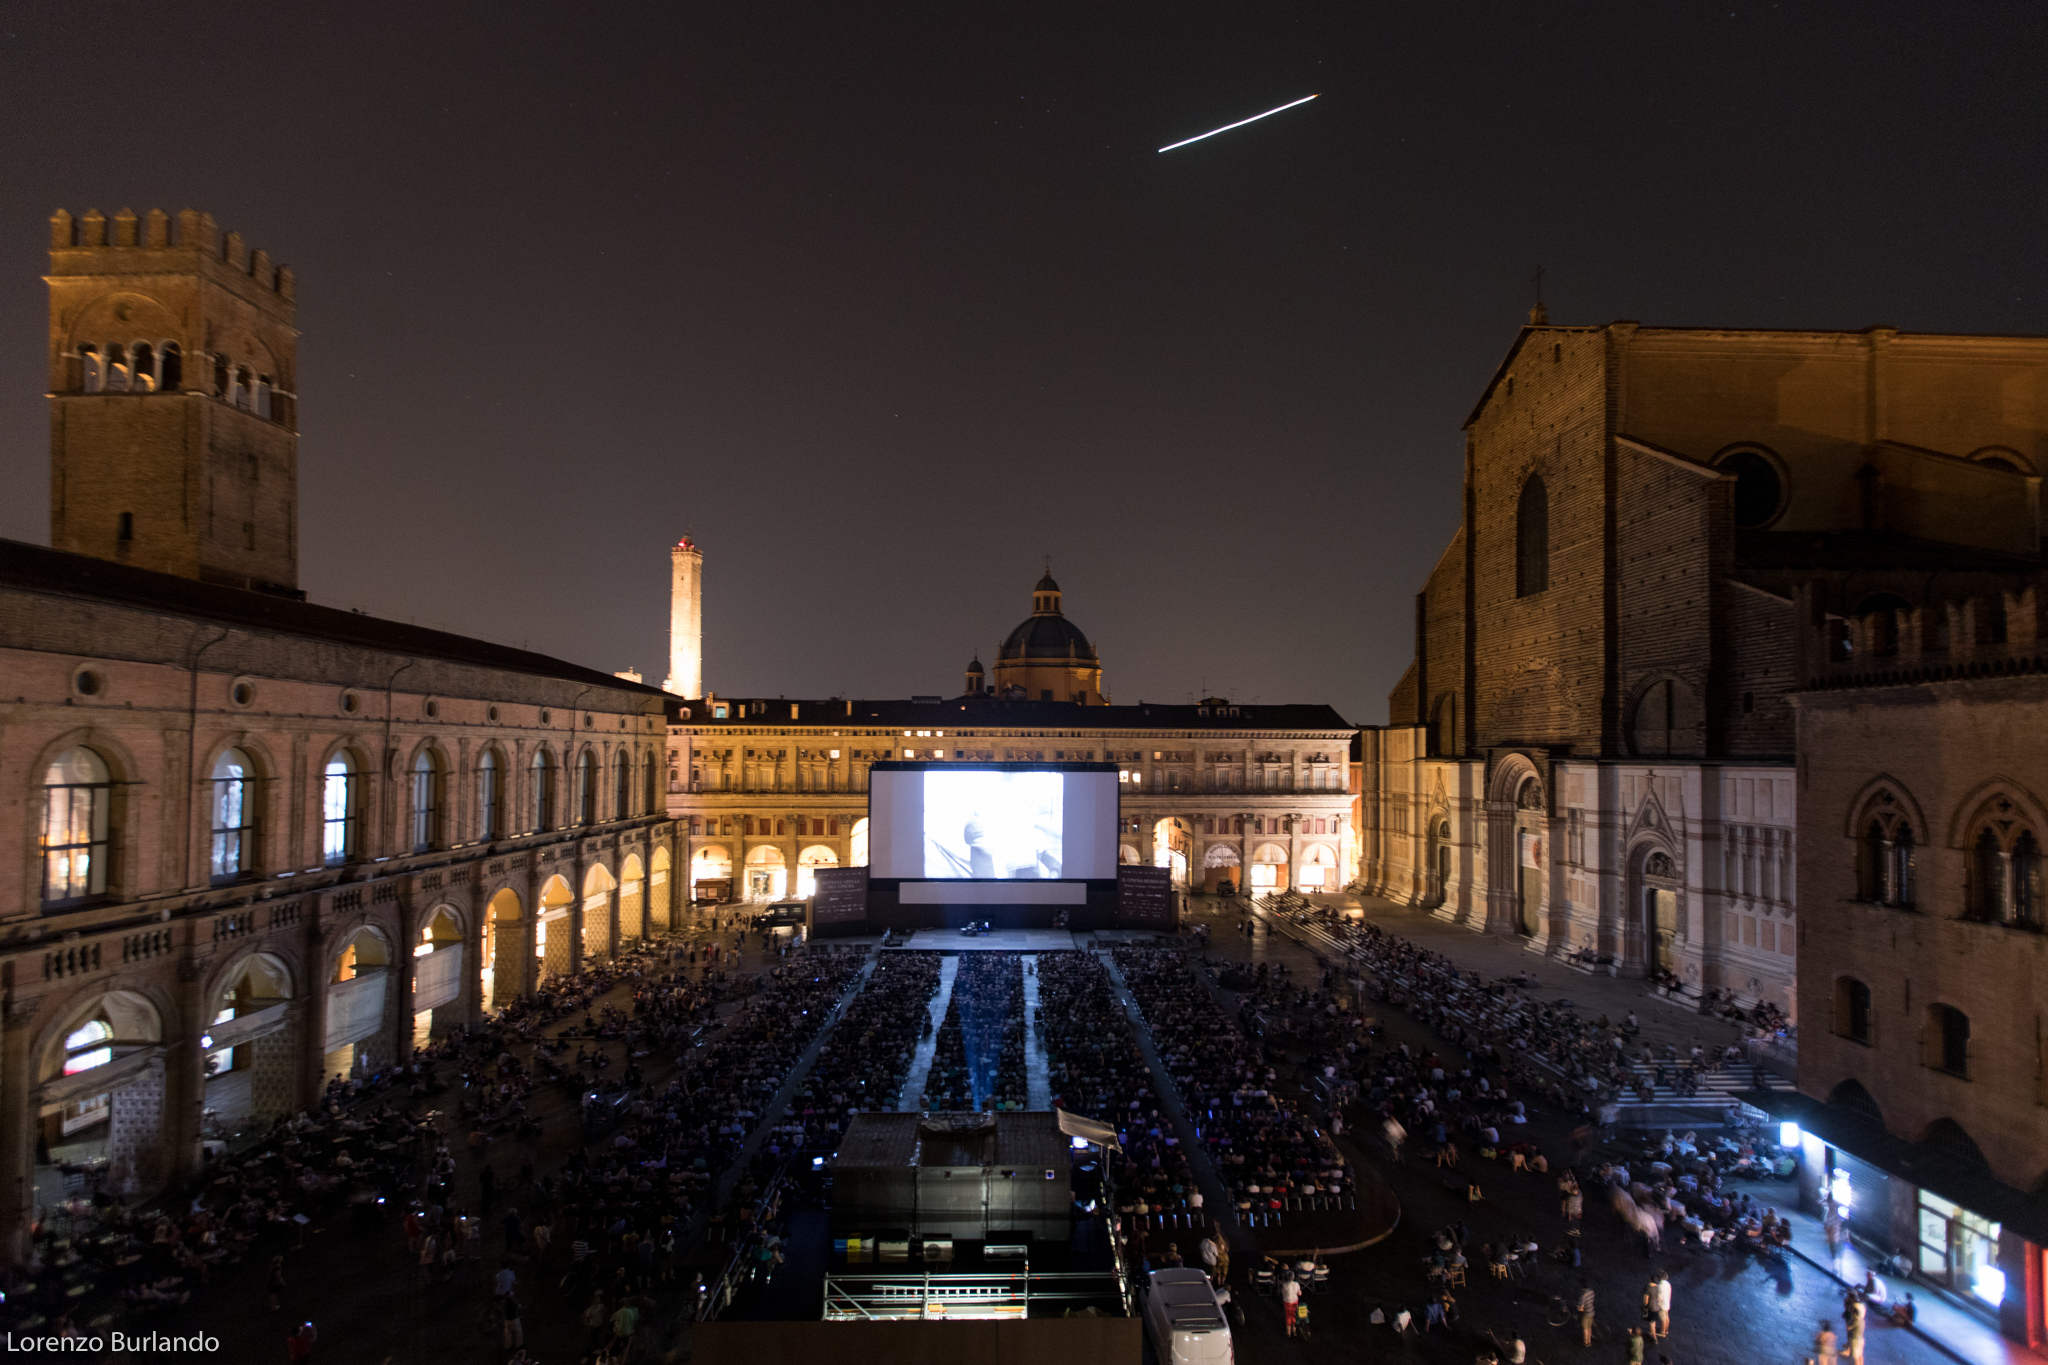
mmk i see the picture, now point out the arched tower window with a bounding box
[160,341,181,391]
[1964,795,2043,926]
[1515,475,1548,597]
[78,343,104,392]
[42,746,112,905]
[209,748,257,881]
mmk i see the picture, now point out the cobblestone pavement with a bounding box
[1177,892,1979,1365]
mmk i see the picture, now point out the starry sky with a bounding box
[2,4,2044,723]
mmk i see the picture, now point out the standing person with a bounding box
[1844,1295,1867,1365]
[1625,1326,1646,1364]
[1653,1270,1672,1338]
[265,1255,287,1312]
[500,1291,524,1351]
[1278,1270,1302,1337]
[610,1296,642,1358]
[1814,1318,1840,1362]
[1577,1279,1597,1347]
[285,1321,317,1363]
[581,1291,609,1353]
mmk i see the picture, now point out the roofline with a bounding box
[1616,435,1728,479]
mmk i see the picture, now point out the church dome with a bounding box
[999,613,1097,661]
[1035,572,1060,592]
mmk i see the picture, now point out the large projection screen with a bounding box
[870,765,1117,883]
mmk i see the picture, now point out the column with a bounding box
[0,1005,37,1263]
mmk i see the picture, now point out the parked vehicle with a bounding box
[1144,1269,1233,1365]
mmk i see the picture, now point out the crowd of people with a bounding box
[770,951,941,1148]
[927,953,1026,1110]
[1035,950,1197,1224]
[1112,946,1356,1218]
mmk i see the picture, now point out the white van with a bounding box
[1143,1268,1233,1365]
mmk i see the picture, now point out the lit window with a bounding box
[477,749,500,841]
[412,751,443,850]
[42,746,111,904]
[323,755,358,864]
[829,750,841,759]
[904,748,915,758]
[210,748,256,880]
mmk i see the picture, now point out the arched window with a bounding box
[62,1017,114,1075]
[1966,806,2044,927]
[531,750,555,832]
[614,751,631,819]
[643,753,658,813]
[322,753,359,865]
[107,342,130,392]
[411,751,442,851]
[577,751,597,825]
[79,343,103,392]
[160,341,181,391]
[254,374,273,420]
[1515,475,1548,597]
[131,342,156,391]
[1927,1004,1970,1077]
[1834,977,1873,1044]
[42,746,112,904]
[1855,592,1912,659]
[477,749,500,841]
[209,748,257,881]
[1855,792,1917,908]
[233,365,253,411]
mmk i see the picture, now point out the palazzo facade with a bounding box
[0,209,679,1266]
[666,579,1355,899]
[1358,317,2048,1018]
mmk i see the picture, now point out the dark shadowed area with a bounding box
[2,3,2044,720]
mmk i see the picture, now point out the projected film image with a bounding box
[923,771,1063,879]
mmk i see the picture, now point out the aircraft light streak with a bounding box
[1157,94,1320,153]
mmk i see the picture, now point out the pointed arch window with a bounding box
[1516,475,1549,597]
[1967,805,2043,927]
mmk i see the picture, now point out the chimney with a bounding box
[665,535,704,699]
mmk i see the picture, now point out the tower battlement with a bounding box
[49,208,295,304]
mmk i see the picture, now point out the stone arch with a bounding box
[1943,776,2048,850]
[1843,774,1930,841]
[849,817,870,868]
[538,874,575,981]
[692,844,732,905]
[36,987,171,1194]
[323,922,394,1079]
[619,852,647,941]
[1249,841,1289,893]
[1828,1077,1886,1127]
[744,844,787,901]
[1119,843,1142,865]
[1152,817,1193,888]
[650,844,673,930]
[1623,675,1703,758]
[1298,842,1337,889]
[1918,1117,1989,1167]
[410,904,467,1045]
[482,887,523,1009]
[201,951,299,1131]
[796,844,838,898]
[582,862,617,961]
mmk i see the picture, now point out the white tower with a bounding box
[665,536,703,698]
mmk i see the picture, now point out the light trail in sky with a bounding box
[1157,93,1320,152]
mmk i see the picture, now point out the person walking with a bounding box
[1279,1270,1303,1337]
[1844,1295,1867,1365]
[1577,1279,1597,1347]
[1814,1318,1841,1362]
[610,1296,642,1358]
[1626,1326,1646,1364]
[1653,1270,1672,1338]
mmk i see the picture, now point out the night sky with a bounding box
[3,5,2044,723]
